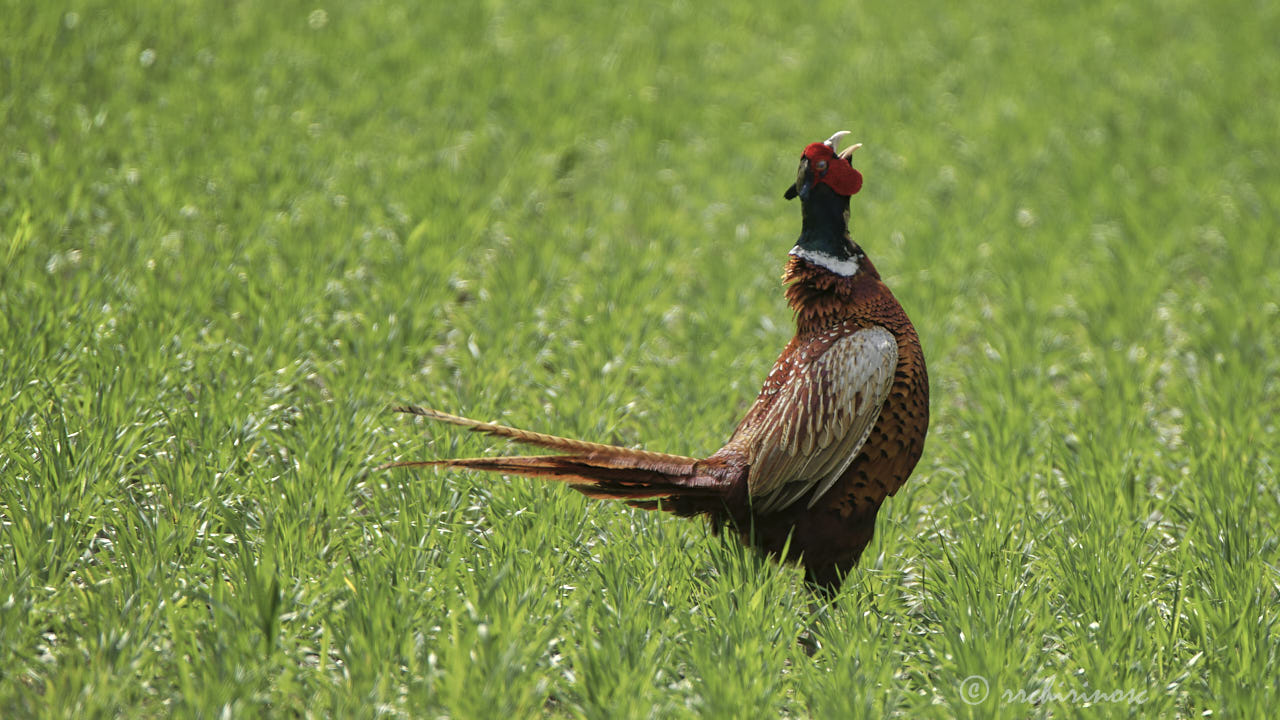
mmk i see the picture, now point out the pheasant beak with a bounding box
[784,158,814,201]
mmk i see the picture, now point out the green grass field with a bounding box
[3,0,1278,717]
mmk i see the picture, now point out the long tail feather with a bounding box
[392,405,698,466]
[384,406,725,505]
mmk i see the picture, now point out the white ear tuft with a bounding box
[838,142,863,161]
[823,130,852,152]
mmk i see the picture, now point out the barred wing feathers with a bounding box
[743,326,898,513]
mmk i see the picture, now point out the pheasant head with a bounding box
[783,130,863,201]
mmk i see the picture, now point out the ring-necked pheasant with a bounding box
[388,132,929,592]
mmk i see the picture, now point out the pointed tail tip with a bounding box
[377,459,446,471]
[389,405,479,427]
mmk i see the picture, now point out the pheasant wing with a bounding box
[745,326,897,513]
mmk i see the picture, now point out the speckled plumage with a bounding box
[695,251,930,589]
[387,135,929,592]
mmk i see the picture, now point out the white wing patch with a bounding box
[748,326,898,513]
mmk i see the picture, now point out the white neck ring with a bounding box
[789,245,860,276]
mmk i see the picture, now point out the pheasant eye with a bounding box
[816,160,828,172]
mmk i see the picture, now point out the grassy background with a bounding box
[2,0,1278,717]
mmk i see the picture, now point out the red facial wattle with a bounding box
[801,142,863,197]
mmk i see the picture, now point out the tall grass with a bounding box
[2,0,1277,716]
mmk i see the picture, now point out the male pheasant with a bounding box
[388,132,929,592]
